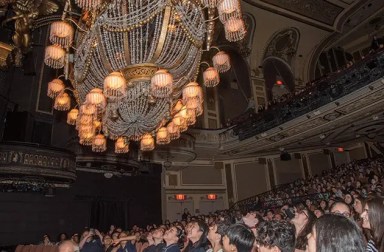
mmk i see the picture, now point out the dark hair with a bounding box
[256,220,295,252]
[365,196,384,251]
[224,224,255,252]
[314,214,365,252]
[295,207,316,250]
[185,220,209,252]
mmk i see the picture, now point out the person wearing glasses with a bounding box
[329,201,351,218]
[361,196,384,252]
[290,204,316,252]
[306,214,365,252]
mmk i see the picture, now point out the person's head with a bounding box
[58,233,68,242]
[313,209,324,218]
[344,194,354,205]
[361,196,384,251]
[103,235,113,246]
[152,227,165,240]
[187,220,209,246]
[118,231,129,246]
[353,196,365,214]
[207,220,231,246]
[112,231,120,240]
[256,220,296,252]
[330,201,351,218]
[273,213,283,221]
[319,200,327,210]
[290,204,316,250]
[307,214,365,252]
[71,233,79,244]
[43,234,51,244]
[109,225,115,232]
[223,224,255,252]
[58,240,79,252]
[163,226,184,246]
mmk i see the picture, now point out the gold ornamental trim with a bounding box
[0,42,13,68]
[121,63,158,81]
[152,5,172,62]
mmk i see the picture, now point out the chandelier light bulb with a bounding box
[212,51,231,73]
[47,78,65,99]
[54,92,70,111]
[92,134,107,152]
[224,18,246,42]
[156,127,171,145]
[140,133,155,151]
[104,72,127,99]
[67,108,79,125]
[203,67,220,87]
[50,21,74,48]
[115,137,129,153]
[150,69,173,98]
[44,45,65,69]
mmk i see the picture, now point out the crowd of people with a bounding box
[36,156,384,252]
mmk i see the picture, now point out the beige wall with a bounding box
[349,146,367,161]
[233,161,269,201]
[308,152,331,176]
[181,165,223,185]
[333,152,350,166]
[273,158,303,185]
[242,1,331,83]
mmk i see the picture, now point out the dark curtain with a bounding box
[90,200,130,231]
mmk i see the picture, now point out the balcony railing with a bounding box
[233,50,384,141]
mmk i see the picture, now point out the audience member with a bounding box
[255,220,295,252]
[361,196,384,252]
[222,224,255,252]
[306,214,365,252]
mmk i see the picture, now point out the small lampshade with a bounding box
[224,17,246,42]
[173,114,187,132]
[150,69,173,98]
[182,82,203,109]
[86,88,106,108]
[212,51,231,73]
[54,92,70,111]
[92,134,107,152]
[156,127,170,145]
[67,108,79,125]
[203,67,220,87]
[167,122,180,140]
[217,0,241,23]
[44,45,65,69]
[78,124,94,146]
[50,21,74,48]
[115,137,129,153]
[47,79,65,98]
[140,133,155,151]
[75,0,102,11]
[104,72,127,99]
[202,0,218,8]
[80,103,96,116]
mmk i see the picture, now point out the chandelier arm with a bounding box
[200,61,210,68]
[64,18,87,33]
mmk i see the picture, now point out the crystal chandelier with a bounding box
[44,0,245,153]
